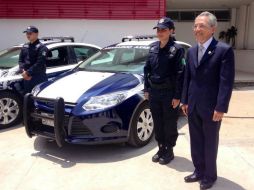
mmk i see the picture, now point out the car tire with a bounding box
[128,102,154,147]
[0,91,22,129]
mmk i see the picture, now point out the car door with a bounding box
[46,46,77,79]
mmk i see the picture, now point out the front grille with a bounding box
[69,117,92,136]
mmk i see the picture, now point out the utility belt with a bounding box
[148,77,175,90]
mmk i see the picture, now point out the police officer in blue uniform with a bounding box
[144,17,185,165]
[19,26,48,94]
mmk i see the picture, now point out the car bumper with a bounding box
[24,94,133,147]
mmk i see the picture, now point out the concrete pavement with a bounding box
[0,88,254,190]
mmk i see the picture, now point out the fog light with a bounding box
[101,122,120,133]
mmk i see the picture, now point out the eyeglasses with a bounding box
[192,24,211,30]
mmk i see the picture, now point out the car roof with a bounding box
[112,40,191,48]
[14,41,101,50]
[116,40,156,46]
[46,42,101,49]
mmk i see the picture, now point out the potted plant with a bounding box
[219,26,237,48]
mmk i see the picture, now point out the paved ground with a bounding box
[0,88,254,190]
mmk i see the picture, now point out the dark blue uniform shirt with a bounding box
[144,38,185,99]
[18,39,47,76]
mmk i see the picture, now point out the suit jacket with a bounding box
[181,38,235,118]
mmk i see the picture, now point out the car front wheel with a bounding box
[0,91,22,129]
[128,102,154,147]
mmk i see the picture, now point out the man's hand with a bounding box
[144,92,149,100]
[213,111,224,122]
[22,70,32,81]
[172,99,180,109]
[181,104,188,116]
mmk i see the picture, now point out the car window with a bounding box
[90,51,115,66]
[79,46,149,74]
[119,49,135,64]
[0,47,21,69]
[46,46,69,68]
[73,46,99,62]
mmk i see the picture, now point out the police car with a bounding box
[0,37,101,128]
[24,35,191,147]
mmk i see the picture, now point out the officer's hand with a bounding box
[213,111,224,122]
[22,71,32,81]
[181,104,188,116]
[172,99,180,109]
[144,92,149,100]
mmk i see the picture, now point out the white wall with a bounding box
[246,2,254,49]
[0,19,230,50]
[235,5,248,49]
[235,50,254,72]
[0,19,158,50]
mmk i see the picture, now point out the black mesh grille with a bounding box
[68,117,92,136]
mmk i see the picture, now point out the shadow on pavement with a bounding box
[30,116,188,168]
[213,177,246,190]
[167,156,194,172]
[0,123,22,133]
[31,136,157,168]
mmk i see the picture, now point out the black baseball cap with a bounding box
[153,17,175,30]
[23,26,39,33]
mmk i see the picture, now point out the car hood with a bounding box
[36,70,143,103]
[0,66,22,82]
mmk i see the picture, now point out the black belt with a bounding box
[148,78,175,90]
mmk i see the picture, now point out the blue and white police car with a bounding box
[0,37,101,128]
[24,35,191,147]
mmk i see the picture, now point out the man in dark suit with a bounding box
[181,12,235,190]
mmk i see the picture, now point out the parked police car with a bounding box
[0,37,101,128]
[24,35,191,147]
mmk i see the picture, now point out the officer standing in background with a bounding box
[144,17,185,165]
[19,26,48,94]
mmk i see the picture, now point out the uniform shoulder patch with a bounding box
[149,41,159,52]
[42,51,46,56]
[169,46,177,54]
[36,43,42,49]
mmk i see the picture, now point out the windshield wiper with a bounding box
[0,66,9,69]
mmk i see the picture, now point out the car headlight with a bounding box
[31,85,41,96]
[83,91,128,111]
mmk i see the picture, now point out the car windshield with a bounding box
[0,47,21,69]
[78,46,150,74]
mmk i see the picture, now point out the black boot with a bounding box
[152,144,164,163]
[159,146,174,165]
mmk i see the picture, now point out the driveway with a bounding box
[0,88,254,190]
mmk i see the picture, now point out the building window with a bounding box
[167,10,231,22]
[180,11,195,21]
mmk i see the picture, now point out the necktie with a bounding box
[198,45,205,64]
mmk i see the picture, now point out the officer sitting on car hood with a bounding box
[144,17,185,165]
[19,26,48,94]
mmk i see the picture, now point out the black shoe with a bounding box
[152,144,164,163]
[184,173,203,183]
[200,179,215,190]
[158,147,174,165]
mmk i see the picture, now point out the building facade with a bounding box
[0,0,254,73]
